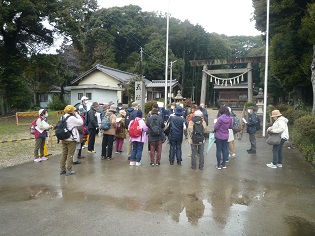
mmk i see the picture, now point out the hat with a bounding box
[271,110,282,117]
[64,105,75,114]
[81,96,89,101]
[248,106,256,111]
[108,105,116,112]
[132,102,138,107]
[108,101,114,105]
[151,108,158,114]
[136,110,143,118]
[175,106,183,116]
[118,102,123,106]
[194,110,203,117]
[38,109,47,116]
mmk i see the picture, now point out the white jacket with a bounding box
[268,116,289,140]
[63,113,84,142]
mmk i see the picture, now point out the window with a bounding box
[86,93,92,100]
[78,93,83,100]
[39,94,48,102]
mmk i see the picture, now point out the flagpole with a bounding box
[164,0,170,109]
[263,0,270,137]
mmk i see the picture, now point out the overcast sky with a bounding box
[97,0,262,36]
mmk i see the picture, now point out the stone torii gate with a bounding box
[190,56,265,105]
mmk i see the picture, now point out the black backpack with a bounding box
[150,115,161,136]
[191,118,204,144]
[125,111,132,128]
[55,115,73,140]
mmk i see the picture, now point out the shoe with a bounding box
[246,148,252,151]
[101,156,106,160]
[78,156,85,159]
[136,162,141,166]
[277,164,283,168]
[177,160,181,165]
[188,154,192,157]
[150,162,155,166]
[115,151,119,154]
[266,163,277,168]
[191,166,196,170]
[87,150,93,153]
[40,156,48,161]
[226,159,229,163]
[155,163,160,166]
[66,170,76,176]
[199,166,204,170]
[170,160,174,165]
[130,161,136,166]
[231,153,236,158]
[216,165,222,170]
[92,150,96,153]
[229,154,231,158]
[73,161,81,165]
[107,157,112,161]
[60,169,66,175]
[34,158,41,163]
[247,150,256,154]
[222,166,227,169]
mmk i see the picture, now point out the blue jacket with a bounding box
[246,112,258,134]
[169,115,186,141]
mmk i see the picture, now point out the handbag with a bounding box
[228,129,234,142]
[266,132,281,145]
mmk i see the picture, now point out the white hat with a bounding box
[194,110,203,117]
[81,96,89,101]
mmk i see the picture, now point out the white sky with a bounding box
[97,0,261,36]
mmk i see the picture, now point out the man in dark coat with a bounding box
[246,106,258,154]
[86,102,99,153]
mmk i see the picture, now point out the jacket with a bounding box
[146,113,165,142]
[86,108,99,129]
[127,107,138,121]
[101,111,117,136]
[188,116,207,145]
[214,114,233,140]
[115,114,126,139]
[267,116,289,140]
[200,108,209,126]
[128,117,148,143]
[35,117,51,138]
[246,112,258,134]
[169,115,186,141]
[63,113,84,142]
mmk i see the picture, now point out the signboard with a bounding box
[135,80,145,111]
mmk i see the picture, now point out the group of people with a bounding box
[32,95,289,176]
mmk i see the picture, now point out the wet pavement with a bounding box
[1,110,315,236]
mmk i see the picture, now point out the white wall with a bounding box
[71,89,117,106]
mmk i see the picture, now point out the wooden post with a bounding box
[200,65,208,105]
[247,63,253,102]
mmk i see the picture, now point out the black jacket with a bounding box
[146,114,165,142]
[86,108,98,129]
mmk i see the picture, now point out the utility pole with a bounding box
[169,60,177,104]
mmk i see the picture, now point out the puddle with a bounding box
[285,216,315,236]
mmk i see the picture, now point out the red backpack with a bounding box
[30,118,38,135]
[128,119,142,138]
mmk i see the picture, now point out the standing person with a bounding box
[146,107,165,166]
[86,102,99,153]
[199,103,209,126]
[116,102,124,114]
[168,106,186,165]
[79,96,89,117]
[33,109,53,162]
[129,110,148,166]
[214,106,233,169]
[126,102,139,160]
[188,110,207,170]
[60,105,83,176]
[266,110,289,168]
[246,106,258,154]
[228,107,239,158]
[115,109,127,154]
[101,105,117,160]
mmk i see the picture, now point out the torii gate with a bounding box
[190,56,265,105]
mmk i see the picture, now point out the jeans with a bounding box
[216,138,228,167]
[130,141,144,162]
[272,139,286,165]
[102,134,114,157]
[115,138,124,152]
[169,140,183,161]
[88,128,96,151]
[249,133,256,151]
[191,144,204,168]
[149,140,163,163]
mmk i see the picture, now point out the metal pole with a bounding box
[169,60,177,104]
[164,0,170,108]
[263,0,270,137]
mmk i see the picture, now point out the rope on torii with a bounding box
[202,69,252,86]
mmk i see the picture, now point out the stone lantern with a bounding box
[174,90,183,102]
[254,88,264,115]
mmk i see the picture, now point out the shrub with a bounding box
[275,104,290,112]
[144,100,157,114]
[282,108,309,126]
[47,95,67,111]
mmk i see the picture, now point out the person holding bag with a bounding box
[266,110,289,169]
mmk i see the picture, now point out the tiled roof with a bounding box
[146,80,179,88]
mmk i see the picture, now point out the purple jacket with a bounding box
[214,114,233,140]
[128,118,148,143]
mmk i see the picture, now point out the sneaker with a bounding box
[188,154,192,157]
[66,170,76,176]
[40,156,48,161]
[266,163,277,168]
[130,161,136,166]
[155,163,160,166]
[226,159,229,163]
[60,169,66,175]
[107,157,112,161]
[222,166,227,169]
[191,166,196,170]
[150,162,155,166]
[34,158,41,163]
[136,162,141,166]
[231,153,236,158]
[73,161,81,165]
[277,164,283,168]
[115,151,119,154]
[199,166,204,170]
[92,150,97,153]
[87,150,93,153]
[216,165,222,170]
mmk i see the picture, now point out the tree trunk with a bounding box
[312,45,315,114]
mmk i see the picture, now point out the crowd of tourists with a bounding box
[32,96,289,176]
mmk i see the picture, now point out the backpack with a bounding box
[129,119,142,138]
[256,116,261,131]
[30,118,38,135]
[55,115,73,140]
[115,120,123,134]
[125,110,132,128]
[232,115,241,133]
[191,119,204,145]
[100,114,111,130]
[150,115,161,136]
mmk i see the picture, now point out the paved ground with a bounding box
[1,110,315,236]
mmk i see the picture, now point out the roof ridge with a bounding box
[97,64,136,76]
